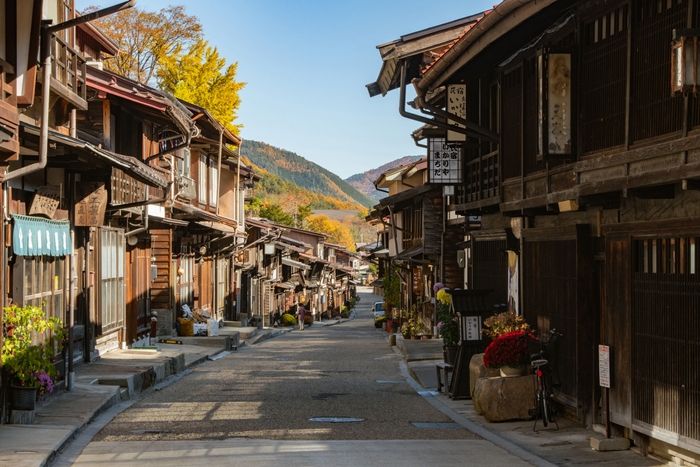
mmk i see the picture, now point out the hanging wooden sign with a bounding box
[74,181,107,227]
[29,185,60,218]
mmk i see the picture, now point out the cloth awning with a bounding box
[281,257,310,271]
[12,214,72,256]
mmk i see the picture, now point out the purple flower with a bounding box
[433,282,445,293]
[437,322,444,331]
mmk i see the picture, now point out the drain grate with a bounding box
[131,429,170,434]
[417,390,442,397]
[376,380,404,384]
[273,357,292,361]
[411,422,461,429]
[309,417,364,423]
[133,403,172,409]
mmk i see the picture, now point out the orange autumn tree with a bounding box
[87,5,203,86]
[306,215,355,251]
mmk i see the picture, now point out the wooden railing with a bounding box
[50,35,86,103]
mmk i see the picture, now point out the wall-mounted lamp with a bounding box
[199,245,207,255]
[672,29,700,94]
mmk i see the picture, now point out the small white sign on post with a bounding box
[465,316,481,341]
[599,345,610,388]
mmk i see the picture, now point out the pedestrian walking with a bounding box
[296,303,306,330]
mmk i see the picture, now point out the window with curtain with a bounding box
[179,244,195,309]
[99,228,125,334]
[216,257,228,315]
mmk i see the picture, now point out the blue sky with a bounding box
[78,0,496,179]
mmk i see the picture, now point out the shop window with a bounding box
[14,256,66,320]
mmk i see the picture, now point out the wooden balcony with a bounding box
[48,34,87,111]
[0,58,19,159]
[499,133,700,213]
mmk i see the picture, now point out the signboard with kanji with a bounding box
[29,185,60,218]
[447,84,467,142]
[412,268,421,294]
[75,182,107,227]
[428,137,462,184]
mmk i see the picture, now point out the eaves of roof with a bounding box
[418,0,558,92]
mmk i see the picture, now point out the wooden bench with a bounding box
[435,362,454,395]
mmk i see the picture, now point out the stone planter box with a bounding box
[473,374,537,422]
[469,353,498,398]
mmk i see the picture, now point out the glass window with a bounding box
[99,228,125,334]
[19,256,65,321]
[199,154,207,203]
[210,159,218,207]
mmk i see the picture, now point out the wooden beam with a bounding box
[623,185,675,200]
[102,99,111,151]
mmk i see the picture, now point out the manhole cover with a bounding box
[133,403,172,409]
[411,422,461,429]
[309,417,364,423]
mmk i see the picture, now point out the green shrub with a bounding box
[281,313,297,326]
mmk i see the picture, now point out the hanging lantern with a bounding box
[671,29,700,94]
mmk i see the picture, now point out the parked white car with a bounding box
[373,301,385,319]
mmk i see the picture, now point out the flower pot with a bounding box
[411,335,420,340]
[421,335,432,340]
[499,365,527,378]
[11,385,38,411]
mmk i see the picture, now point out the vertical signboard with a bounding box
[75,181,107,227]
[538,53,572,157]
[428,138,462,184]
[599,344,611,388]
[447,84,467,142]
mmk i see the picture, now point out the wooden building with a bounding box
[370,0,700,463]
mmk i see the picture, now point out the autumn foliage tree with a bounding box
[157,39,245,134]
[306,215,355,251]
[87,5,203,85]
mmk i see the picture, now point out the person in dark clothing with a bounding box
[296,303,306,330]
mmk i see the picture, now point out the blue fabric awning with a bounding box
[12,214,72,257]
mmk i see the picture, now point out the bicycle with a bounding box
[527,329,562,431]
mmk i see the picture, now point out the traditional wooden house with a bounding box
[0,0,145,418]
[372,0,700,462]
[367,157,464,332]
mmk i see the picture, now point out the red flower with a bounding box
[482,330,534,369]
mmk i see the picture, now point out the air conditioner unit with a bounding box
[85,61,103,70]
[175,174,196,200]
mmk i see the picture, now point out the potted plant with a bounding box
[482,330,534,377]
[2,304,67,410]
[435,285,458,364]
[482,311,530,339]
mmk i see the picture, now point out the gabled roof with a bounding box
[417,0,563,92]
[367,12,486,97]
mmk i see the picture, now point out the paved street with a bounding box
[60,290,534,466]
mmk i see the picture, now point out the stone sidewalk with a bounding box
[393,332,665,467]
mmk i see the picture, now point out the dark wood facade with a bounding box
[388,0,700,459]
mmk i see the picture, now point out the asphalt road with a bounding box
[64,288,536,466]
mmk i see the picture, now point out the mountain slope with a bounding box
[241,140,374,208]
[345,155,423,203]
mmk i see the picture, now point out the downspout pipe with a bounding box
[216,128,223,216]
[2,0,137,184]
[125,186,149,238]
[397,62,499,144]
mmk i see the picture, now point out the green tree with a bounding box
[88,5,203,85]
[157,39,245,134]
[297,203,313,227]
[259,204,294,226]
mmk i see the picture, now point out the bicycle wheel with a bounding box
[541,393,550,427]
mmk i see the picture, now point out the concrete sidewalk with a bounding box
[392,332,664,467]
[0,326,291,467]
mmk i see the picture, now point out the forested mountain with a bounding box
[241,140,374,208]
[345,155,423,203]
